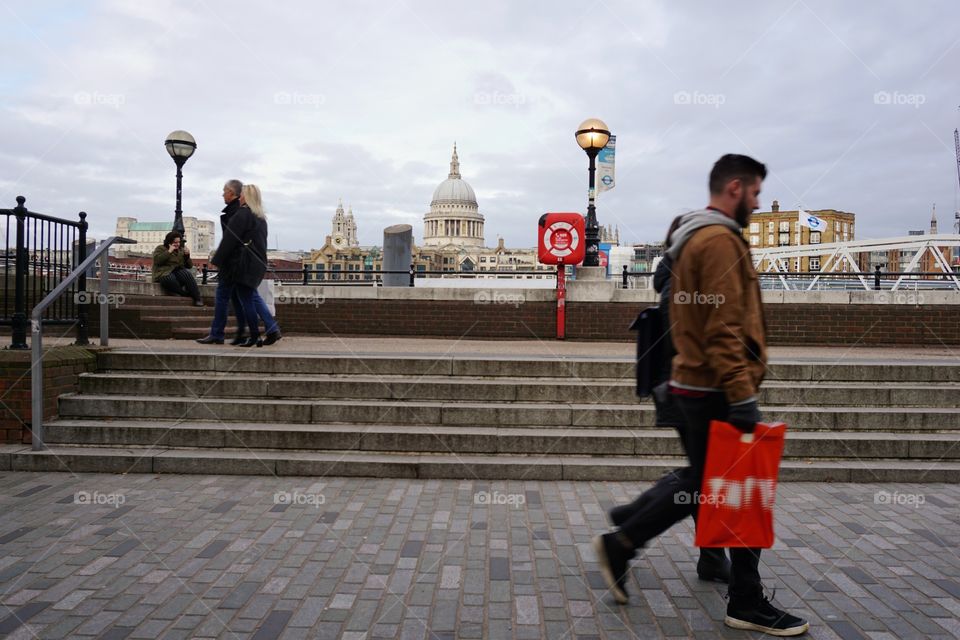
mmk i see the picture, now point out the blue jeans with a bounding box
[234,284,261,338]
[208,280,235,340]
[209,282,279,339]
[231,289,278,335]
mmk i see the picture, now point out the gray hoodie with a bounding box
[665,208,743,262]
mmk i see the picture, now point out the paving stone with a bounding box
[1,474,958,639]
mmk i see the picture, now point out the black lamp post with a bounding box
[164,130,196,237]
[575,118,611,267]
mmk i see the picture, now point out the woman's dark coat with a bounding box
[210,205,268,289]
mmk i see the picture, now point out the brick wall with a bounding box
[274,299,558,339]
[274,300,960,345]
[0,346,98,444]
[51,294,960,346]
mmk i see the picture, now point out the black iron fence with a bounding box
[1,196,89,348]
[201,265,555,287]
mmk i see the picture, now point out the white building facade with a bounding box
[114,217,215,256]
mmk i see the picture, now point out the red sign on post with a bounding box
[538,213,585,340]
[538,213,585,265]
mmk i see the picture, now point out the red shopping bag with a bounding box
[694,420,786,549]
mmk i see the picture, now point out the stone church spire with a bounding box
[931,204,938,234]
[448,142,460,179]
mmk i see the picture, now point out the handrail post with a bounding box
[409,263,415,287]
[303,264,309,285]
[622,264,628,288]
[31,316,43,449]
[202,264,208,285]
[10,196,28,349]
[75,212,89,345]
[99,251,110,346]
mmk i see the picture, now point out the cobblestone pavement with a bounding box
[1,473,958,640]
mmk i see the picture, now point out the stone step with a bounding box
[77,372,960,407]
[42,419,960,460]
[56,394,960,431]
[132,306,212,316]
[139,315,210,323]
[4,444,958,482]
[94,350,960,382]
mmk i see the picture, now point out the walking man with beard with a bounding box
[593,154,808,636]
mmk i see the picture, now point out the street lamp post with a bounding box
[164,130,197,237]
[575,118,611,267]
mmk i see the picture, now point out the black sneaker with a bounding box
[725,594,809,636]
[592,533,632,604]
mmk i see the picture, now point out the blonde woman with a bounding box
[207,184,280,347]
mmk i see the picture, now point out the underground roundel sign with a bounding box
[538,213,585,265]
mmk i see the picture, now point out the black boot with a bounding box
[237,336,262,348]
[697,548,731,583]
[230,330,248,346]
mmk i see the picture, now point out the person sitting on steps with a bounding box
[152,231,203,307]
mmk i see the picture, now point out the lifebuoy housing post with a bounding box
[538,213,585,340]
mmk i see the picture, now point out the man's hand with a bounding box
[182,246,190,256]
[727,399,761,433]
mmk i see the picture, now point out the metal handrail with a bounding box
[31,236,134,451]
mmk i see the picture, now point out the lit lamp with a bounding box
[164,130,196,237]
[575,118,611,267]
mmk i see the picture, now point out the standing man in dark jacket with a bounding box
[593,155,808,637]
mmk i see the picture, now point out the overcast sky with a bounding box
[2,0,959,251]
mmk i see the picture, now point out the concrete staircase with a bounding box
[8,350,960,481]
[90,292,214,340]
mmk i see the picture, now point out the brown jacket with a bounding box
[669,224,766,404]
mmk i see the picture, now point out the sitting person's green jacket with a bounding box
[152,244,194,281]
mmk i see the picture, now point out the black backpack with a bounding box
[629,305,663,398]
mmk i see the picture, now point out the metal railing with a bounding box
[201,265,556,287]
[2,196,89,348]
[620,265,960,291]
[30,236,134,451]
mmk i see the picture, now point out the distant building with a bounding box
[303,146,556,282]
[867,206,953,276]
[746,200,855,272]
[423,144,485,249]
[114,216,215,257]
